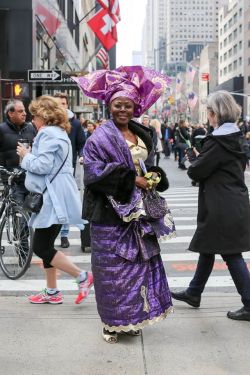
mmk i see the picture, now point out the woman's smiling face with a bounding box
[109,97,135,127]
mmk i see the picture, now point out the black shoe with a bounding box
[171,290,201,308]
[178,165,187,170]
[61,237,70,248]
[227,307,250,321]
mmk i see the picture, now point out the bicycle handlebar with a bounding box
[0,166,24,177]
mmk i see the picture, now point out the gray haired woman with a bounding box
[172,91,250,321]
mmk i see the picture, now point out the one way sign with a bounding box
[28,70,62,82]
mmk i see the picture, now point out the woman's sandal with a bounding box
[102,328,118,344]
[121,329,142,336]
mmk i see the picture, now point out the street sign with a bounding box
[28,70,62,82]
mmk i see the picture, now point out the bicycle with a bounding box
[0,166,33,279]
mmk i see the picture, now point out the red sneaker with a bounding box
[75,272,94,304]
[28,289,63,304]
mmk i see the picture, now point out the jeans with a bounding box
[187,253,250,310]
[60,224,69,238]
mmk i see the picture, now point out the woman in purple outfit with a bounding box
[73,66,174,343]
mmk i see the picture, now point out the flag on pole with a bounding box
[96,47,109,69]
[187,65,196,83]
[87,7,118,50]
[176,78,182,93]
[97,0,121,23]
[188,92,198,110]
[36,2,61,36]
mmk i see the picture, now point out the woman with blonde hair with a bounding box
[16,95,93,305]
[150,119,163,166]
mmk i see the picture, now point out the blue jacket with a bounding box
[21,126,84,229]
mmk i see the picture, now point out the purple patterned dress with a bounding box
[84,120,173,332]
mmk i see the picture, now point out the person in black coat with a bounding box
[172,91,250,321]
[0,99,37,196]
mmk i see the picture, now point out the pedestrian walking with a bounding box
[16,95,93,305]
[150,118,163,166]
[171,91,250,321]
[54,92,85,249]
[175,119,191,170]
[73,66,174,343]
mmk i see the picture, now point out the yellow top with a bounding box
[126,136,148,176]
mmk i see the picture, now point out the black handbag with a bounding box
[23,192,44,213]
[143,188,168,220]
[23,145,69,214]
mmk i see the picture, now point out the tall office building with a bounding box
[165,0,228,65]
[218,0,250,116]
[142,0,167,70]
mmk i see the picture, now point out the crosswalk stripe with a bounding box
[169,203,198,207]
[0,234,193,249]
[28,252,250,264]
[0,276,240,291]
[173,217,196,221]
[165,198,198,201]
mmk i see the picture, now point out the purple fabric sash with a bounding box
[84,120,172,261]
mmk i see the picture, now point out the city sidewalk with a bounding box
[1,156,250,375]
[1,293,250,375]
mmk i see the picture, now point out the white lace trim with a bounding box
[122,199,146,222]
[158,231,177,242]
[103,306,174,333]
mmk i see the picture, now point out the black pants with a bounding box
[187,253,250,310]
[32,225,62,268]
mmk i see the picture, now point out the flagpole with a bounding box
[82,43,102,71]
[73,6,96,28]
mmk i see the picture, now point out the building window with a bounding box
[239,57,242,66]
[233,60,237,69]
[248,76,250,84]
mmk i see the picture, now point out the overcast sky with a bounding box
[116,0,147,66]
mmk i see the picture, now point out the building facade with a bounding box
[218,0,250,117]
[0,0,97,120]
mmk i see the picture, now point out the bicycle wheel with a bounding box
[0,205,33,279]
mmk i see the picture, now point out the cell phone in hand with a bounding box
[185,147,197,162]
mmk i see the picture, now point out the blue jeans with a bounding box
[60,224,69,238]
[187,253,250,310]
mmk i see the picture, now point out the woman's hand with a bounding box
[135,176,149,190]
[16,143,31,158]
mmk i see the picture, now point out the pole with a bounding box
[73,6,96,29]
[207,80,209,96]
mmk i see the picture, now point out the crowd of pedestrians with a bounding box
[0,65,250,345]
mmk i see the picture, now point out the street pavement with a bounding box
[0,156,250,375]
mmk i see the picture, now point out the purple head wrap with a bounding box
[71,66,172,117]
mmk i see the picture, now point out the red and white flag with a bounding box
[36,2,61,36]
[187,65,196,83]
[96,47,109,69]
[188,92,198,110]
[97,0,121,23]
[87,7,118,50]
